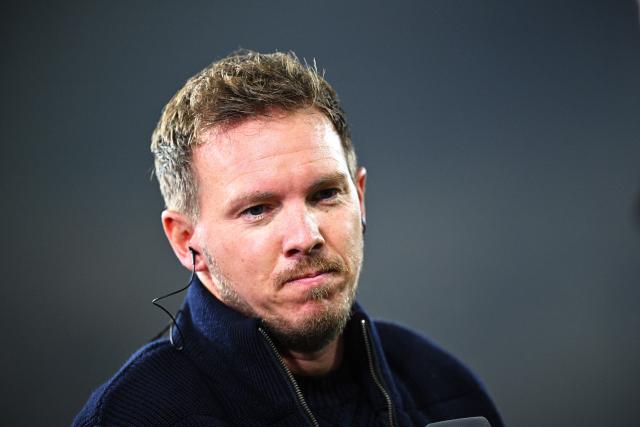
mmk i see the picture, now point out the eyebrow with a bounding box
[227,191,277,214]
[227,172,351,214]
[306,172,350,195]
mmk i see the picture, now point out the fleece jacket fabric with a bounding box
[74,276,503,426]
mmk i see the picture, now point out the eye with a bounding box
[242,205,268,217]
[313,188,339,202]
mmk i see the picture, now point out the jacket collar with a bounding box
[176,275,404,420]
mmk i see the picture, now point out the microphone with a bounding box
[426,416,491,427]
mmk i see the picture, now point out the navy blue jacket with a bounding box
[74,277,503,426]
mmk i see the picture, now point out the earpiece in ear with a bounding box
[188,247,199,272]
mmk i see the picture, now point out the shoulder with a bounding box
[73,339,219,426]
[373,320,502,424]
[374,321,481,393]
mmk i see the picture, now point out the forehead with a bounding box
[192,109,349,195]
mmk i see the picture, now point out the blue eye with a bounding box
[244,205,267,216]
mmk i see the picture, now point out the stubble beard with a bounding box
[202,243,362,353]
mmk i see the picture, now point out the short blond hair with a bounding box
[151,50,356,220]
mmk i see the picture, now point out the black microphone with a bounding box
[426,416,491,427]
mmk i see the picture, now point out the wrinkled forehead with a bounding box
[195,109,345,174]
[191,109,350,199]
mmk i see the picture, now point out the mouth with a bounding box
[283,269,336,286]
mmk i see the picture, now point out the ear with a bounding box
[161,210,207,272]
[355,166,367,222]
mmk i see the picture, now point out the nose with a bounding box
[282,207,325,258]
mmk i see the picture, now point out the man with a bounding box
[74,51,503,426]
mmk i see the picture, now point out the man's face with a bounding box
[190,108,366,352]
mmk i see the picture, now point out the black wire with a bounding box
[150,248,197,350]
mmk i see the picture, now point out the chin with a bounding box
[263,309,349,353]
[263,285,356,353]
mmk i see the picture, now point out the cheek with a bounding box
[217,229,279,280]
[323,208,362,251]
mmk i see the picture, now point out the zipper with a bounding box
[361,319,396,427]
[258,327,320,427]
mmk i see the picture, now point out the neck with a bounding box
[281,336,344,376]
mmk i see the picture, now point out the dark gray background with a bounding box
[2,1,639,426]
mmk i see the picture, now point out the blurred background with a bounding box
[2,0,639,425]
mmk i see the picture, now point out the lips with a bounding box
[284,269,333,285]
[296,270,324,280]
[275,256,346,289]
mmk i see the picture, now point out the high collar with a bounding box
[175,275,404,421]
